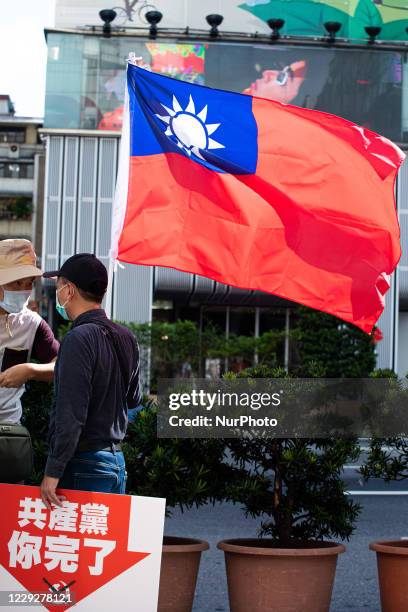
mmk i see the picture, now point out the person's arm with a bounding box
[0,359,57,387]
[0,319,59,388]
[41,331,94,507]
[25,359,57,382]
[127,342,142,409]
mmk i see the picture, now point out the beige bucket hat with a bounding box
[0,239,42,285]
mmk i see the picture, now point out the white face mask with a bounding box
[0,289,32,314]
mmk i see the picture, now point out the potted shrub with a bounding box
[123,402,233,612]
[361,411,408,612]
[217,365,361,612]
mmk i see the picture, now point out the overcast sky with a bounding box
[0,0,55,117]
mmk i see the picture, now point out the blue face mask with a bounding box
[0,289,32,314]
[56,285,71,321]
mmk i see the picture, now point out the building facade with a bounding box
[0,96,44,252]
[41,0,407,373]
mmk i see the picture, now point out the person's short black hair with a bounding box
[60,276,105,304]
[77,287,105,304]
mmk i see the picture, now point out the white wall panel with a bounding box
[77,137,98,253]
[96,138,118,270]
[61,137,79,264]
[43,136,64,273]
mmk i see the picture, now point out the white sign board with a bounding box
[0,484,165,611]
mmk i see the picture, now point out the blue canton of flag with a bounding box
[127,64,258,175]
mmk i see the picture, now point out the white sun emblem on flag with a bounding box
[156,94,224,160]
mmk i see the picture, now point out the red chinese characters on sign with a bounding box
[0,484,150,610]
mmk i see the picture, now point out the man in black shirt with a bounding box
[40,254,141,508]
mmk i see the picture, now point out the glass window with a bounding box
[259,308,288,366]
[259,308,287,335]
[229,308,255,336]
[152,299,174,322]
[0,163,19,178]
[0,128,25,143]
[19,164,34,179]
[203,307,227,335]
[44,33,404,141]
[0,163,34,179]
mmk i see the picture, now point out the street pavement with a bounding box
[164,467,408,611]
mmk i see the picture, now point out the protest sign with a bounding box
[0,484,165,611]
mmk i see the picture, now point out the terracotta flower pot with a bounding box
[158,536,209,612]
[370,540,408,611]
[217,538,345,612]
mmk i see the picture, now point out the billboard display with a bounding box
[44,34,404,142]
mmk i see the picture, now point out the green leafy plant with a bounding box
[291,307,376,377]
[21,381,54,484]
[123,320,219,384]
[0,196,33,220]
[223,365,362,544]
[360,372,408,484]
[57,322,72,341]
[12,197,33,219]
[122,401,234,514]
[361,437,408,483]
[123,319,283,389]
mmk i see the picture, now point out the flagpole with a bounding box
[107,56,136,321]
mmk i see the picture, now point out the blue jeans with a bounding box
[58,450,127,494]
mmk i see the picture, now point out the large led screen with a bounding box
[44,34,403,142]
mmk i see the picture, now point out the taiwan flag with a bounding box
[110,62,404,332]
